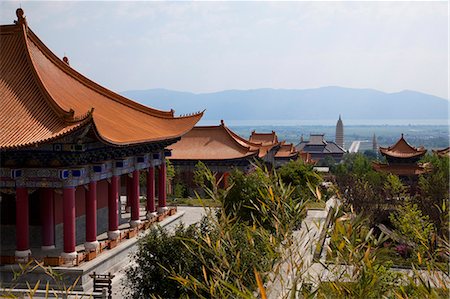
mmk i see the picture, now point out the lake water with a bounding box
[199,118,449,126]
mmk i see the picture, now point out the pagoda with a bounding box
[372,134,429,179]
[335,115,344,149]
[0,8,202,264]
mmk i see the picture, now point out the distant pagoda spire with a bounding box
[335,114,344,149]
[372,133,378,152]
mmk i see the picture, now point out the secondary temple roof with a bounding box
[249,131,279,146]
[296,134,345,155]
[168,121,260,161]
[275,142,298,159]
[433,147,450,158]
[0,9,202,149]
[379,134,427,159]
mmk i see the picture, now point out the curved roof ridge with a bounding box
[193,124,258,153]
[224,125,262,148]
[1,9,203,148]
[18,23,83,123]
[249,130,279,145]
[26,28,194,120]
[168,123,259,160]
[216,124,256,153]
[380,134,427,154]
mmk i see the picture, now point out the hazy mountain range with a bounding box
[121,86,448,121]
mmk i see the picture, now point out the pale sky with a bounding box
[1,1,448,99]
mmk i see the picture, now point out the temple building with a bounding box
[0,8,202,266]
[296,134,346,163]
[274,142,300,168]
[432,147,450,158]
[248,130,282,167]
[168,121,270,191]
[372,134,429,187]
[168,122,304,193]
[335,115,344,149]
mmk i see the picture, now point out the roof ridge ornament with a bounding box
[15,8,27,27]
[63,55,70,65]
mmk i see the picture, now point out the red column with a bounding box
[223,172,229,189]
[146,167,156,218]
[62,187,77,260]
[40,188,55,250]
[108,175,120,240]
[126,175,132,212]
[130,170,141,227]
[85,181,99,251]
[15,187,31,259]
[158,162,167,213]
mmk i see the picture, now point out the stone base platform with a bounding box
[0,208,184,293]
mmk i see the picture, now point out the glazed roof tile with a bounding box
[275,143,298,158]
[432,147,450,158]
[379,134,427,159]
[0,10,202,149]
[249,130,278,146]
[372,162,430,175]
[296,134,346,155]
[168,122,259,161]
[248,131,282,158]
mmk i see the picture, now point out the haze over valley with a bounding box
[122,86,449,122]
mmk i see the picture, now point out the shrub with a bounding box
[277,159,323,200]
[389,201,436,257]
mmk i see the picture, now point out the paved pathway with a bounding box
[265,198,336,299]
[109,207,207,298]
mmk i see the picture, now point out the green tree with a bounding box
[389,201,436,256]
[415,155,449,237]
[383,174,407,199]
[277,159,322,200]
[193,161,210,188]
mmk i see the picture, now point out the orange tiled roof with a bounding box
[379,134,427,159]
[0,9,202,149]
[168,121,259,161]
[249,130,279,146]
[275,142,298,158]
[248,130,282,158]
[432,147,450,158]
[372,162,430,176]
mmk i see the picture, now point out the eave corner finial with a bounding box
[220,119,224,126]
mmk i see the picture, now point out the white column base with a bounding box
[41,245,56,251]
[84,240,99,252]
[130,219,141,228]
[15,249,31,262]
[107,230,120,240]
[157,206,169,214]
[61,251,77,261]
[146,211,158,219]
